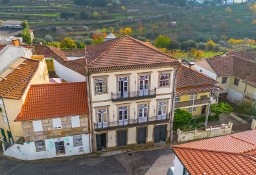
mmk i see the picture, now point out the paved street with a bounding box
[0,147,174,175]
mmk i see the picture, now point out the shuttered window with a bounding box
[52,118,62,130]
[33,120,43,132]
[71,116,80,128]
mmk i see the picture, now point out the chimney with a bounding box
[12,39,20,46]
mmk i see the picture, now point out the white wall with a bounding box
[173,156,185,175]
[227,89,243,102]
[4,134,90,160]
[53,59,86,82]
[194,65,217,80]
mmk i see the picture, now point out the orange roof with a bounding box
[16,82,88,121]
[172,130,256,175]
[0,58,39,99]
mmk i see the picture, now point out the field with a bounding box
[0,1,256,42]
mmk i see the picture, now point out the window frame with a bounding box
[52,118,62,130]
[221,76,228,84]
[159,73,170,87]
[175,96,180,102]
[35,140,46,152]
[234,77,240,86]
[32,120,43,132]
[71,116,80,128]
[93,76,108,94]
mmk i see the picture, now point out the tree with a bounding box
[92,11,100,18]
[210,102,233,115]
[225,7,232,13]
[206,40,216,51]
[80,11,91,19]
[75,40,85,48]
[180,40,197,51]
[121,6,126,11]
[33,38,46,44]
[174,109,193,130]
[123,27,132,35]
[249,3,256,13]
[154,35,171,49]
[137,36,147,42]
[74,0,90,6]
[197,42,206,50]
[168,40,180,50]
[45,35,53,42]
[60,37,77,49]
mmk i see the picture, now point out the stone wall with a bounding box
[22,115,89,142]
[177,122,233,142]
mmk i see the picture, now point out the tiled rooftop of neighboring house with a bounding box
[0,45,6,51]
[176,66,219,95]
[16,82,88,121]
[61,48,85,57]
[34,35,180,74]
[0,58,39,99]
[205,49,256,87]
[172,130,256,175]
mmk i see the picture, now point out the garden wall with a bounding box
[177,122,233,142]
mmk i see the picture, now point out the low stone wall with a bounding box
[177,122,233,142]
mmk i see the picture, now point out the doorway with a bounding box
[139,75,149,96]
[55,141,65,155]
[154,125,167,143]
[137,127,147,144]
[96,133,106,151]
[201,105,206,114]
[117,130,127,146]
[118,77,128,98]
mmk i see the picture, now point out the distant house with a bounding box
[172,130,256,175]
[175,66,220,116]
[3,82,90,160]
[195,49,256,102]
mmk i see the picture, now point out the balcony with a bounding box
[111,88,156,101]
[175,98,211,108]
[94,115,169,131]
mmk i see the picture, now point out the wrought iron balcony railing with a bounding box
[111,88,156,101]
[94,115,169,130]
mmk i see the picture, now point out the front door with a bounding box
[118,77,128,98]
[154,125,167,143]
[139,75,149,96]
[55,141,65,155]
[138,104,148,123]
[201,105,206,114]
[137,127,147,144]
[96,133,106,151]
[117,130,127,146]
[118,106,128,126]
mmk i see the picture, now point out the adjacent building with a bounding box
[172,130,256,175]
[175,66,220,116]
[195,49,256,102]
[3,82,90,160]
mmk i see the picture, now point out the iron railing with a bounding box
[111,88,156,101]
[94,115,169,130]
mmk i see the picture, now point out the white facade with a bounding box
[53,59,86,82]
[0,45,32,74]
[194,64,217,80]
[227,88,243,102]
[3,134,90,160]
[172,156,189,175]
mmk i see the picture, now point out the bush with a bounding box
[210,102,233,115]
[197,42,206,50]
[80,11,91,19]
[213,44,221,52]
[137,36,147,42]
[180,40,197,51]
[174,109,193,130]
[168,40,180,50]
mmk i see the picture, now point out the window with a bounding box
[73,135,83,147]
[71,116,80,128]
[188,107,192,112]
[159,73,170,87]
[94,78,107,94]
[193,107,197,111]
[175,97,180,102]
[190,95,194,101]
[2,113,7,123]
[52,118,62,130]
[35,140,46,152]
[33,120,43,132]
[234,78,240,86]
[138,104,148,123]
[221,77,228,84]
[200,95,207,99]
[96,109,108,128]
[157,102,167,119]
[118,106,128,121]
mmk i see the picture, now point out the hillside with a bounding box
[0,1,256,42]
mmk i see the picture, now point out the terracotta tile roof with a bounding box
[15,82,88,121]
[172,130,256,175]
[176,66,219,95]
[61,48,85,57]
[0,58,39,99]
[35,36,180,75]
[206,49,256,87]
[0,45,6,51]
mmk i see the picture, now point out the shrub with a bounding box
[137,36,147,42]
[197,42,207,50]
[168,40,180,50]
[154,35,171,49]
[180,40,197,51]
[210,102,233,115]
[174,109,193,130]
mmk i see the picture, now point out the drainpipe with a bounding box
[170,65,180,143]
[85,59,94,153]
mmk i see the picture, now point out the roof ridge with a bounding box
[89,36,124,64]
[30,81,86,87]
[230,135,256,147]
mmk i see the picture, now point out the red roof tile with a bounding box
[0,45,6,51]
[176,66,219,95]
[172,130,256,175]
[16,82,88,121]
[0,58,39,99]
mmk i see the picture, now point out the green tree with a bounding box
[80,11,91,19]
[60,37,77,49]
[154,35,171,49]
[210,102,233,115]
[206,40,216,51]
[174,109,193,130]
[180,40,197,51]
[168,40,180,50]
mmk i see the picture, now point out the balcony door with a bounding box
[157,102,167,120]
[118,77,128,98]
[118,106,128,126]
[139,75,149,96]
[138,104,148,123]
[97,109,108,128]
